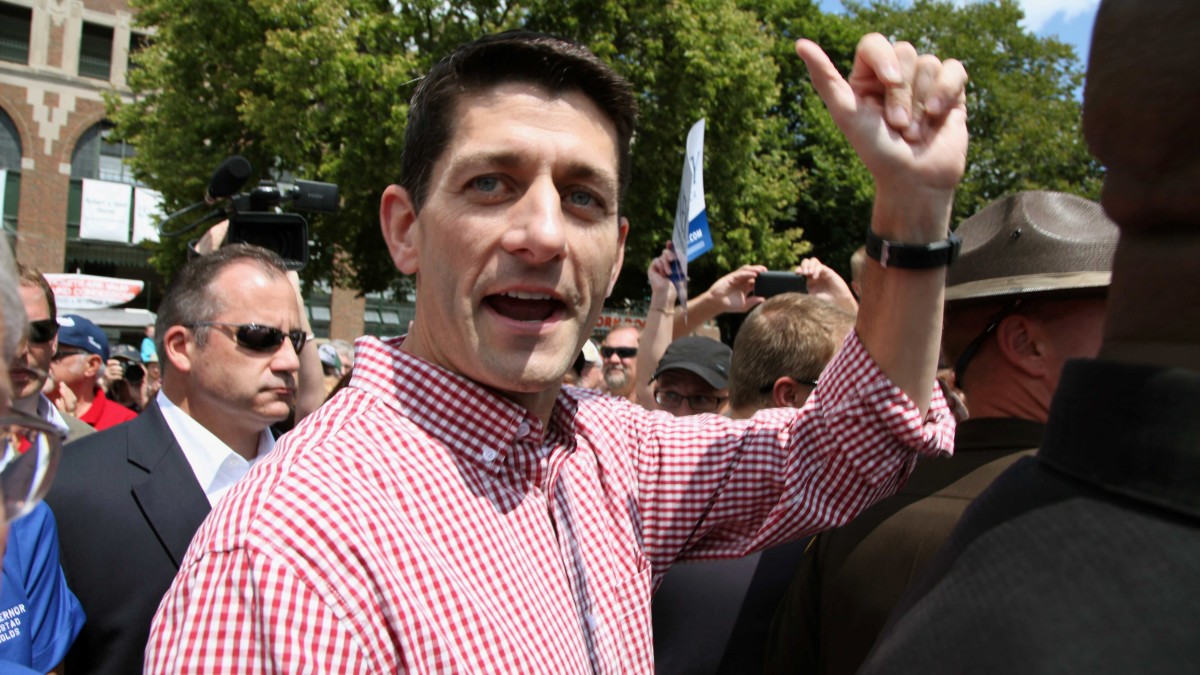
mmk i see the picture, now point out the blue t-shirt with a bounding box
[0,503,85,670]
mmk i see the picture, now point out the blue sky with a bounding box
[818,0,1099,65]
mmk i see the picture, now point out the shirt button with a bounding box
[482,448,498,462]
[516,421,531,438]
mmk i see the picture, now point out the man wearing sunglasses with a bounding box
[600,325,641,401]
[46,244,307,675]
[9,266,94,443]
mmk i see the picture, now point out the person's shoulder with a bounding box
[8,502,55,541]
[62,413,95,441]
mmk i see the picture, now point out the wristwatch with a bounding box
[865,229,962,269]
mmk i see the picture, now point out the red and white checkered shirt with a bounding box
[146,333,953,673]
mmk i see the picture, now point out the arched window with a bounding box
[0,108,21,233]
[71,122,137,184]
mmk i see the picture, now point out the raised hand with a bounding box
[795,257,858,315]
[795,35,968,238]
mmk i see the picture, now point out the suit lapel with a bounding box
[128,403,212,568]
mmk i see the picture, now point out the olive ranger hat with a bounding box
[946,191,1119,304]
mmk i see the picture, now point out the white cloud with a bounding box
[1016,0,1100,33]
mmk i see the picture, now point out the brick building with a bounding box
[0,0,395,340]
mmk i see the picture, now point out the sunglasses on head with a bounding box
[189,322,307,354]
[28,319,58,344]
[600,346,637,359]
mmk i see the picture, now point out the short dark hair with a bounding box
[155,244,290,360]
[401,30,638,214]
[728,293,855,412]
[16,263,55,318]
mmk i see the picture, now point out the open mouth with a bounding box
[485,291,564,323]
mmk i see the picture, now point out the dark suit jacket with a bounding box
[45,401,210,675]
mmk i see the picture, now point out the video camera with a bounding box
[161,156,339,271]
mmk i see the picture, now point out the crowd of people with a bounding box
[0,1,1196,672]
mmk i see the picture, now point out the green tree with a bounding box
[113,0,517,293]
[113,0,804,305]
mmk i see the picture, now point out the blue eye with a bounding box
[473,176,499,192]
[568,191,595,207]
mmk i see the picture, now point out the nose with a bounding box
[10,340,30,367]
[272,337,302,374]
[501,177,567,264]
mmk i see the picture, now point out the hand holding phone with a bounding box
[754,271,808,298]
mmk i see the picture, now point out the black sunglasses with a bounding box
[600,346,637,359]
[189,322,307,354]
[28,319,58,344]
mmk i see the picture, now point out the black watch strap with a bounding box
[865,229,962,269]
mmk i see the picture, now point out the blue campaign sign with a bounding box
[685,209,713,262]
[671,119,710,313]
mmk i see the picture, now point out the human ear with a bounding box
[995,314,1048,378]
[772,377,813,408]
[380,185,420,276]
[162,325,195,375]
[605,216,630,297]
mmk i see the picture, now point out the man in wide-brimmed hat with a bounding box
[766,190,1119,675]
[856,1,1200,671]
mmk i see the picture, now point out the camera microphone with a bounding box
[204,155,252,204]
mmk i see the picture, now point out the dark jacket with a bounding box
[765,417,1043,675]
[861,361,1200,674]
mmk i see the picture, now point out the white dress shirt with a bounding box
[156,391,274,508]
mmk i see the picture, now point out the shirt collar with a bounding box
[347,336,556,474]
[156,391,275,505]
[1039,359,1200,520]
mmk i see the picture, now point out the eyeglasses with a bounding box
[0,411,63,523]
[189,322,308,354]
[601,346,637,359]
[27,319,58,344]
[654,389,727,413]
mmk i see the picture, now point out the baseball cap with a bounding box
[652,336,732,389]
[318,343,342,369]
[56,314,110,361]
[111,344,141,363]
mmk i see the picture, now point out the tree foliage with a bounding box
[762,0,1101,278]
[112,0,1098,303]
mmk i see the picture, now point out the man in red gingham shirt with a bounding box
[146,29,967,673]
